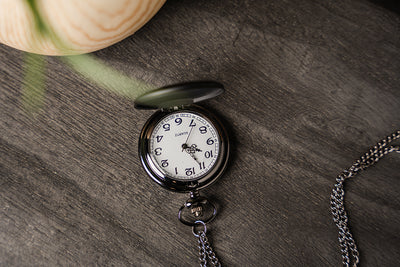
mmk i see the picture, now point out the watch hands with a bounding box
[182,144,202,164]
[182,123,196,151]
[182,144,202,153]
[181,121,200,163]
[189,153,201,164]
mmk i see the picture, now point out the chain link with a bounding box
[330,130,400,267]
[193,221,221,267]
[197,231,221,267]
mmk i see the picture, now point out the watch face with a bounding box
[148,111,220,180]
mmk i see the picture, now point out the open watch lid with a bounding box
[134,81,224,109]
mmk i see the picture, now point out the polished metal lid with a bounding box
[134,81,224,109]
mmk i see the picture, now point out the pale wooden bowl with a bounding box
[0,0,166,55]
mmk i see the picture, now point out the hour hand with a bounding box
[182,144,202,163]
[189,144,202,152]
[193,145,202,152]
[189,153,200,164]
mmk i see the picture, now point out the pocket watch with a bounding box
[135,81,230,226]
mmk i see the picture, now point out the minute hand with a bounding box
[182,122,196,150]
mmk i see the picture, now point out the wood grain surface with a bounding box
[1,0,400,266]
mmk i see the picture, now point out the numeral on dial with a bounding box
[199,126,207,134]
[205,151,213,158]
[161,160,169,167]
[189,119,196,127]
[206,137,214,145]
[163,124,170,131]
[154,148,162,156]
[185,167,195,176]
[199,162,205,170]
[156,136,163,142]
[175,118,182,125]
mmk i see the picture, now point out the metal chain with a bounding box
[193,221,221,267]
[198,231,221,267]
[330,130,400,267]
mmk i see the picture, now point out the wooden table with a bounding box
[1,1,399,266]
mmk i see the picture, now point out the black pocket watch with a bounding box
[135,81,230,226]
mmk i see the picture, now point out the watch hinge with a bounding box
[160,105,187,112]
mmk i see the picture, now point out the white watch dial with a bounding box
[149,111,220,180]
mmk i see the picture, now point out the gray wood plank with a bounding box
[1,0,399,266]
